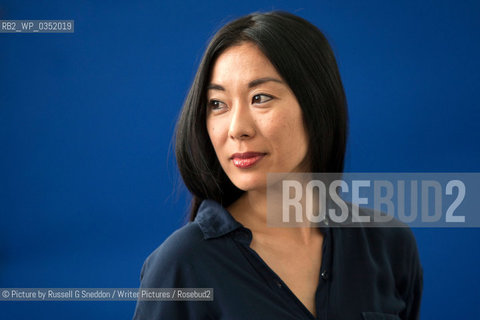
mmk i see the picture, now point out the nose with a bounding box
[228,100,256,140]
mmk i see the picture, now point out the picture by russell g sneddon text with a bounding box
[0,288,214,301]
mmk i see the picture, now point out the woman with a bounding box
[133,11,422,320]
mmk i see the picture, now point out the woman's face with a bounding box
[206,42,309,192]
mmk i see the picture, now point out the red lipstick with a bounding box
[230,152,266,168]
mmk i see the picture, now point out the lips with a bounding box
[230,152,266,168]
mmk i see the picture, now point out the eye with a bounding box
[207,99,227,110]
[252,94,273,104]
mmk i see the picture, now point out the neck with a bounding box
[227,190,322,245]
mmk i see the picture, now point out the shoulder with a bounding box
[359,206,420,259]
[144,222,203,267]
[347,206,421,264]
[334,205,422,276]
[139,220,235,288]
[139,222,208,287]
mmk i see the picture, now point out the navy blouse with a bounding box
[133,199,423,320]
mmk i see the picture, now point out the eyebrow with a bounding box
[207,77,284,91]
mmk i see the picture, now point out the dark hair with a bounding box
[175,11,348,221]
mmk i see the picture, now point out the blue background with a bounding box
[1,0,479,319]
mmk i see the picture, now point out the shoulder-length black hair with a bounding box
[175,11,348,221]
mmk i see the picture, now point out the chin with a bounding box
[230,175,267,192]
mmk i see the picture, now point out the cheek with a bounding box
[207,120,227,154]
[263,111,308,157]
[206,123,218,149]
[207,126,216,140]
[262,112,299,143]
